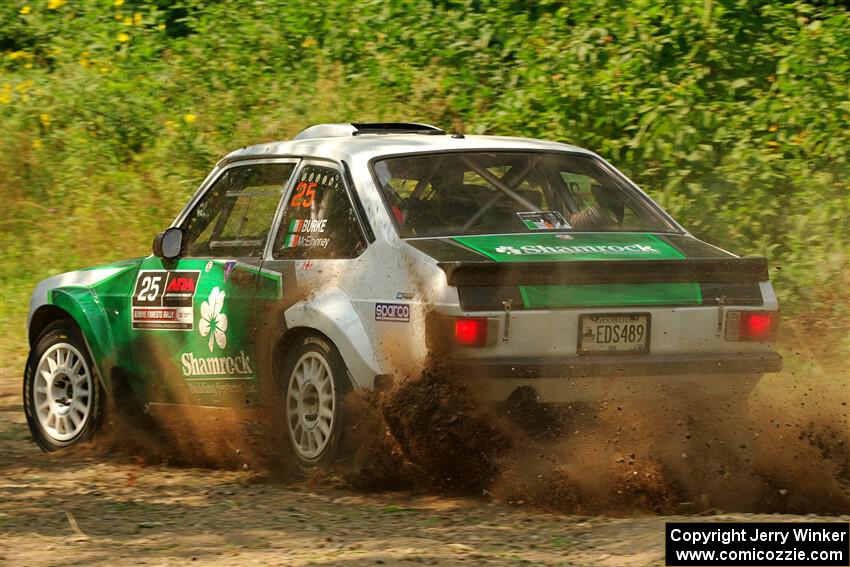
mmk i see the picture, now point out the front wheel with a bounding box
[23,320,104,451]
[281,335,350,468]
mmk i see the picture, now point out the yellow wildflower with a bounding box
[8,51,29,61]
[47,0,65,9]
[0,86,11,105]
[20,5,31,14]
[302,37,318,48]
[39,113,51,127]
[768,124,778,132]
[115,14,121,20]
[158,23,166,31]
[123,16,132,26]
[183,114,197,124]
[32,139,43,150]
[766,140,779,148]
[134,12,142,25]
[114,0,124,5]
[118,32,130,42]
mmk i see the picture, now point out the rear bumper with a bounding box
[450,351,782,379]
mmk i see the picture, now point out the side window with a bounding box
[183,163,295,258]
[274,165,366,259]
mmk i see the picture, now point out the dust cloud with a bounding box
[84,307,848,517]
[340,359,849,516]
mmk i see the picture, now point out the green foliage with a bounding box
[1,0,848,350]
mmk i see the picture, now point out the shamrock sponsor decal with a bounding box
[199,286,228,352]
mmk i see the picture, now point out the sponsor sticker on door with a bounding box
[132,270,200,330]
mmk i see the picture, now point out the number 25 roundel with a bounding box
[131,270,200,331]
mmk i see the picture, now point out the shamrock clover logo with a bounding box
[494,245,522,255]
[199,286,228,352]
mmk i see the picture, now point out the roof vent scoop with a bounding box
[292,122,444,140]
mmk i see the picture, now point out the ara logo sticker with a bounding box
[199,286,228,352]
[375,302,410,322]
[132,270,200,330]
[223,261,237,281]
[166,276,197,293]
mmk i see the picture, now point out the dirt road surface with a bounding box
[2,364,848,567]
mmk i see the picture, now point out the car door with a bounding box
[129,159,298,407]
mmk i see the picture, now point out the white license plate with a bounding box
[578,313,650,355]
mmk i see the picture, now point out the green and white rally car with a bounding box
[24,122,781,465]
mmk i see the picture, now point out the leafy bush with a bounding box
[2,0,848,349]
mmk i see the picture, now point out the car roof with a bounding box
[218,125,597,167]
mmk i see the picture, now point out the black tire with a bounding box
[23,320,105,452]
[280,334,350,468]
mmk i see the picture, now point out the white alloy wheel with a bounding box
[286,351,336,461]
[33,343,93,442]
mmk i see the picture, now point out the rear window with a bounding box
[371,152,676,238]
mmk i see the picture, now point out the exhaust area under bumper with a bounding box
[449,351,782,379]
[450,352,780,404]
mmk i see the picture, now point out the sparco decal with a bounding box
[181,350,254,377]
[375,302,410,322]
[493,244,659,256]
[132,270,200,330]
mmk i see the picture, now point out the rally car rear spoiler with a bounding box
[437,257,769,287]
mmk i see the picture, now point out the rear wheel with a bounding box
[23,320,104,451]
[281,335,349,468]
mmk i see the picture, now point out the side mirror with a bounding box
[152,227,184,260]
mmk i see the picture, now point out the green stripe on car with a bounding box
[453,233,686,262]
[518,282,703,308]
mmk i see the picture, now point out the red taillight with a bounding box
[727,311,778,341]
[454,318,488,347]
